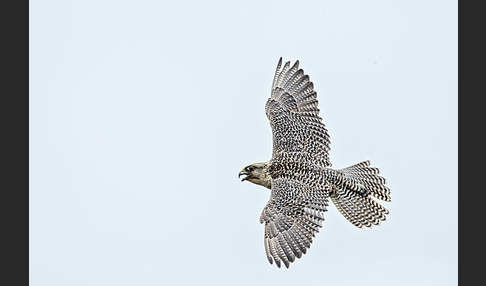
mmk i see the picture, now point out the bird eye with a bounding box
[247,166,255,171]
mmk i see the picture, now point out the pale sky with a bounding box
[30,0,457,285]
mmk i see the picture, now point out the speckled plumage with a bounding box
[239,58,391,268]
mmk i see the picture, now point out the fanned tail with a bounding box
[329,160,391,228]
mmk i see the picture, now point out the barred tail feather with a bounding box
[330,161,391,228]
[340,160,391,202]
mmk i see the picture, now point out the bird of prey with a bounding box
[238,58,391,268]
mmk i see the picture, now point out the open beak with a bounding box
[238,170,249,182]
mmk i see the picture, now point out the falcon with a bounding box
[239,58,391,268]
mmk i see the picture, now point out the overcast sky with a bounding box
[30,0,457,285]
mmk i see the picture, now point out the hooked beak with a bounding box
[238,170,249,182]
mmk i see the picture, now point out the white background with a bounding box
[30,1,457,285]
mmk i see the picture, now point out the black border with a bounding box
[458,2,463,285]
[458,1,476,285]
[4,0,29,284]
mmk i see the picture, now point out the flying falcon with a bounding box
[238,58,391,268]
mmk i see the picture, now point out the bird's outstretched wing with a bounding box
[260,177,329,268]
[265,58,331,167]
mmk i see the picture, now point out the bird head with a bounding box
[238,162,271,189]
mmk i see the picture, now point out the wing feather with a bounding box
[260,178,329,268]
[266,58,331,167]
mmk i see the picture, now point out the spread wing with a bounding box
[265,58,331,167]
[260,178,329,268]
